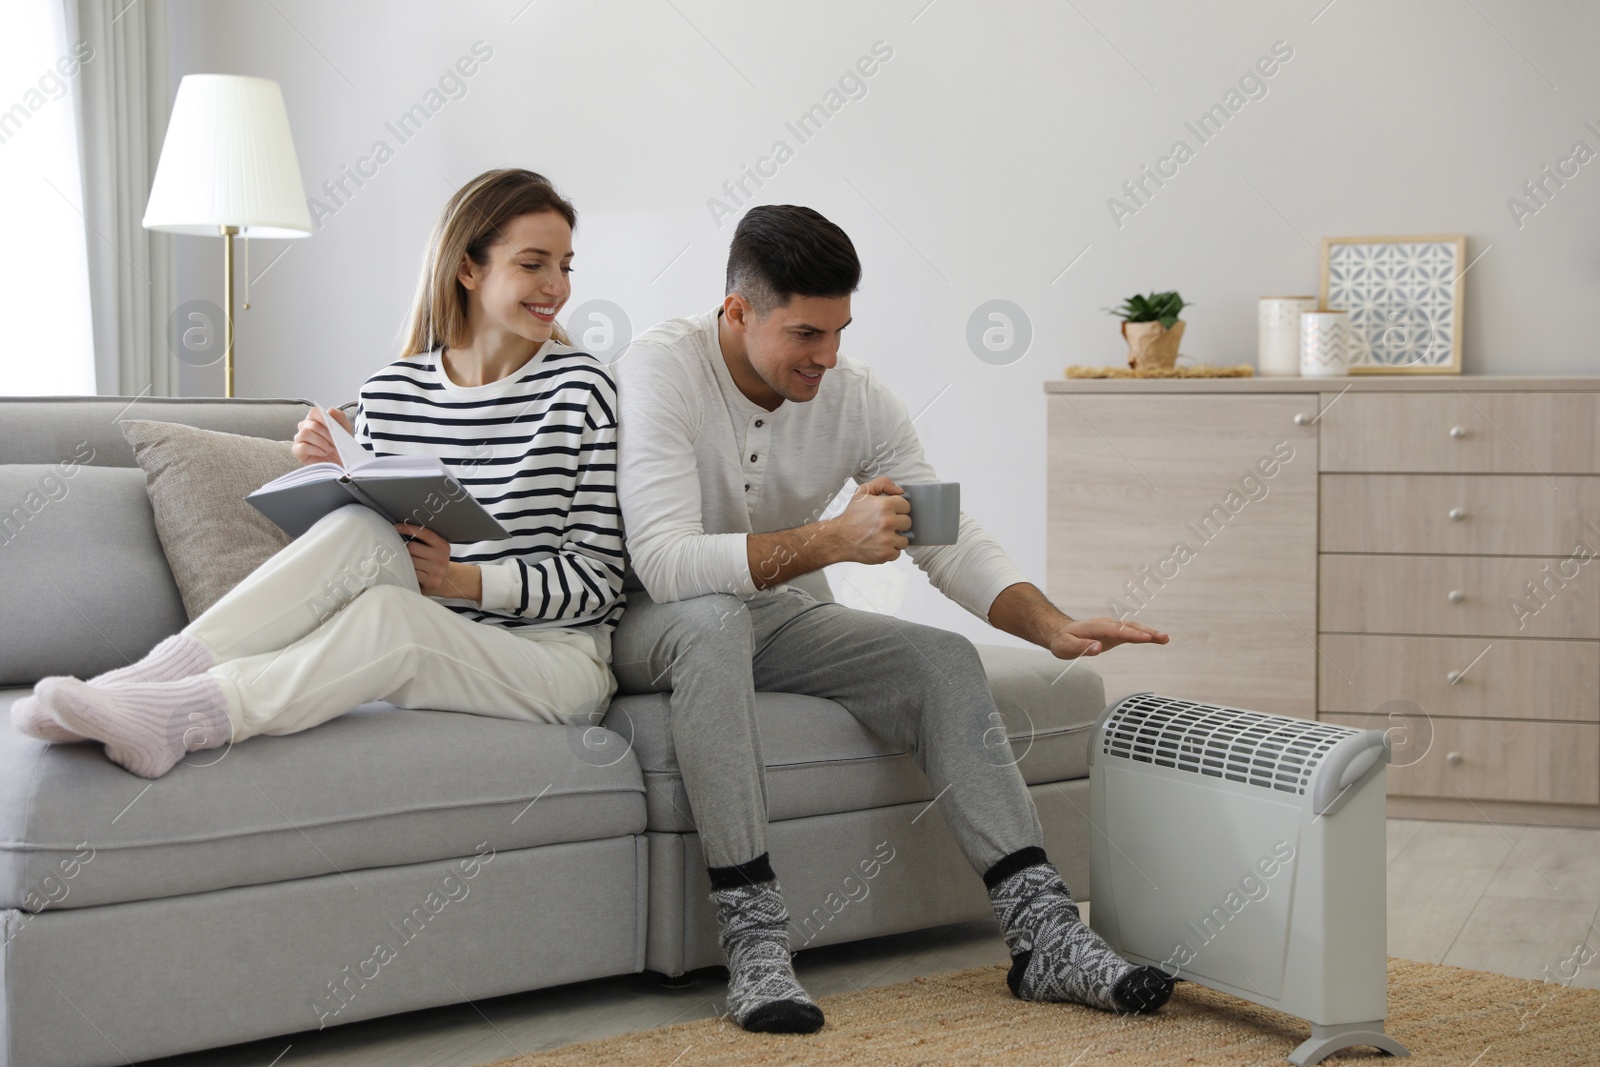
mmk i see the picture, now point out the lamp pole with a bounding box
[221,224,238,397]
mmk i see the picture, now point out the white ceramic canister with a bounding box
[1258,296,1318,376]
[1300,309,1353,377]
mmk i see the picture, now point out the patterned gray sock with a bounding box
[707,854,823,1034]
[986,849,1173,1014]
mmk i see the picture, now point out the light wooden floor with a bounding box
[152,818,1600,1067]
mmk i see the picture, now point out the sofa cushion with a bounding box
[607,643,1104,833]
[0,395,311,467]
[0,690,646,910]
[120,419,300,619]
[0,466,189,686]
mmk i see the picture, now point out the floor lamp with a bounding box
[143,75,311,397]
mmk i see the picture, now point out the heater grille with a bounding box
[1099,693,1356,796]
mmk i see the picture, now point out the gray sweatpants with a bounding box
[611,586,1044,875]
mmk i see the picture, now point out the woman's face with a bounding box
[459,210,573,345]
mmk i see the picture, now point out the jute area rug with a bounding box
[484,958,1597,1066]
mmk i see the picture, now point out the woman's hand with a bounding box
[292,406,355,467]
[395,523,483,602]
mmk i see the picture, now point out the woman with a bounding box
[12,169,625,778]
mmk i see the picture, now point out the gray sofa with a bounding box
[0,395,1105,1067]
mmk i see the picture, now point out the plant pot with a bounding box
[1122,319,1185,371]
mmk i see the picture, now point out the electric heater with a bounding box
[1088,692,1409,1066]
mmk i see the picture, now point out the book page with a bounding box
[320,403,368,470]
[259,462,345,490]
[318,404,447,479]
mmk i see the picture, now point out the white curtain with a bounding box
[0,1,97,395]
[71,0,173,397]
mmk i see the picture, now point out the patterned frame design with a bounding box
[1319,234,1466,374]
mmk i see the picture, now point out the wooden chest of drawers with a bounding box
[1046,375,1600,827]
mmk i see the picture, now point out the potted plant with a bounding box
[1106,290,1189,371]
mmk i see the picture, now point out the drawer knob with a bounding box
[1447,589,1465,603]
[1449,425,1467,438]
[1446,670,1462,685]
[1448,507,1466,521]
[1446,751,1463,766]
[1293,412,1312,426]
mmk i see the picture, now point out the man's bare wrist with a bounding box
[748,520,843,589]
[804,517,842,566]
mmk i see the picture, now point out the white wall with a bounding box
[167,0,1600,645]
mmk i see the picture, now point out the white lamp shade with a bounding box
[143,75,312,238]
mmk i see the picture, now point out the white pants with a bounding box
[184,505,616,742]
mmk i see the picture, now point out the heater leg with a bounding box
[1288,1021,1409,1065]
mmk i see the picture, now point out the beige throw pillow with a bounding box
[120,419,302,620]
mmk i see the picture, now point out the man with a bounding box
[613,205,1172,1035]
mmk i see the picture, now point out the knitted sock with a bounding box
[707,854,824,1034]
[986,847,1173,1015]
[20,635,218,745]
[89,633,214,687]
[38,674,233,779]
[10,693,86,743]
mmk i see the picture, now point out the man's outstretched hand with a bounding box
[1046,617,1169,660]
[987,584,1171,661]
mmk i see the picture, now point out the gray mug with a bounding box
[901,482,960,545]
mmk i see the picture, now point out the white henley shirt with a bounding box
[616,308,1029,622]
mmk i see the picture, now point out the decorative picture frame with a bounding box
[1319,234,1466,374]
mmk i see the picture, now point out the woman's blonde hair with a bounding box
[400,168,576,357]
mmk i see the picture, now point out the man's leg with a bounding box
[745,589,1173,1015]
[611,590,823,1034]
[745,590,1036,870]
[611,590,768,871]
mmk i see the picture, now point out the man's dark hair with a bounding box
[725,205,861,315]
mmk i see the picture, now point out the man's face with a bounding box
[737,293,852,404]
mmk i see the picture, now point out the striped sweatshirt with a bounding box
[353,341,626,658]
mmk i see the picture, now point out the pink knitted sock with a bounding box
[39,674,234,779]
[10,693,87,744]
[89,633,214,687]
[21,635,219,745]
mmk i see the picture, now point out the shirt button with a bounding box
[744,483,751,490]
[754,419,764,427]
[750,454,757,462]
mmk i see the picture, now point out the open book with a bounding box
[246,404,510,542]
